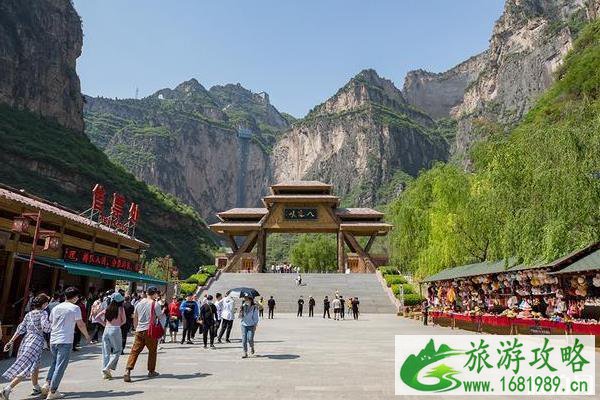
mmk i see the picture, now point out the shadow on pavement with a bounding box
[63,390,143,398]
[255,354,300,360]
[132,372,212,382]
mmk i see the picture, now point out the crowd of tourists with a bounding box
[0,286,260,400]
[299,293,360,320]
[269,263,299,274]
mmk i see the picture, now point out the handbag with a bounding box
[147,301,165,340]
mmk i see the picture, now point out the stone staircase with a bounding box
[201,273,397,313]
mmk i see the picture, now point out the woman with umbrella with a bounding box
[228,288,260,358]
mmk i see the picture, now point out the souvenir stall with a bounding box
[423,246,600,345]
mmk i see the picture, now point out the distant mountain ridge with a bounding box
[84,79,291,220]
[84,0,600,222]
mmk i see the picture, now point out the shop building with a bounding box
[0,184,164,340]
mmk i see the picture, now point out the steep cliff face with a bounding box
[271,69,448,206]
[402,52,488,120]
[0,0,84,132]
[84,80,289,220]
[451,0,598,157]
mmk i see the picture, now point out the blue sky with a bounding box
[74,0,505,117]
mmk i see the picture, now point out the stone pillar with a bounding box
[337,230,345,273]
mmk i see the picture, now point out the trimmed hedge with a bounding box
[379,266,400,276]
[391,283,416,295]
[185,273,209,286]
[200,265,217,276]
[402,283,415,295]
[384,274,407,286]
[180,282,198,295]
[401,293,425,306]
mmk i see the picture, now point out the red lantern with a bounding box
[11,216,30,234]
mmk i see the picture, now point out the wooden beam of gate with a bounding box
[342,232,376,272]
[224,230,258,272]
[364,235,376,253]
[226,235,239,252]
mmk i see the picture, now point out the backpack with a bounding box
[147,301,165,340]
[203,303,213,320]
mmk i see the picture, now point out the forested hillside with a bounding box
[388,20,600,279]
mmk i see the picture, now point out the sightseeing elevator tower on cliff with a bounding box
[236,126,253,207]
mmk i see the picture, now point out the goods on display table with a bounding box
[425,268,600,339]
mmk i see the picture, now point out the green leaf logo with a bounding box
[400,339,464,392]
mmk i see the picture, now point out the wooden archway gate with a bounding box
[209,181,392,273]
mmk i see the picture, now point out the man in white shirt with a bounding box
[124,286,164,383]
[42,287,90,400]
[217,296,235,343]
[214,293,223,340]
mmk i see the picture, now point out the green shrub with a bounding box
[401,293,425,306]
[186,273,209,286]
[402,283,415,295]
[384,274,407,286]
[379,266,400,276]
[391,283,415,295]
[180,282,198,295]
[200,265,217,276]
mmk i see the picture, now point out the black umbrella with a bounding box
[226,287,260,298]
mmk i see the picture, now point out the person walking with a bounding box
[323,296,330,319]
[167,296,181,343]
[421,299,429,326]
[239,296,259,358]
[123,286,164,383]
[339,296,345,320]
[332,297,341,320]
[218,296,234,343]
[346,297,353,320]
[98,293,126,380]
[88,295,103,344]
[352,297,360,320]
[267,296,275,319]
[308,296,315,317]
[257,297,264,318]
[199,295,216,349]
[213,293,223,342]
[1,294,51,399]
[191,294,200,339]
[297,296,304,317]
[72,297,87,351]
[121,295,134,354]
[179,293,199,345]
[43,287,90,399]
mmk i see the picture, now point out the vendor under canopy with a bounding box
[421,245,600,327]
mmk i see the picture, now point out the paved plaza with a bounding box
[1,314,599,400]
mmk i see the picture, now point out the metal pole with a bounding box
[20,210,42,319]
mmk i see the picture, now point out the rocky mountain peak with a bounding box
[402,52,488,119]
[174,78,209,94]
[309,68,407,116]
[0,0,84,132]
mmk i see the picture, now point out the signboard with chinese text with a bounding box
[64,247,141,272]
[283,208,318,220]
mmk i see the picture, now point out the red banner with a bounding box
[64,247,141,272]
[92,184,105,213]
[128,203,139,224]
[110,193,126,219]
